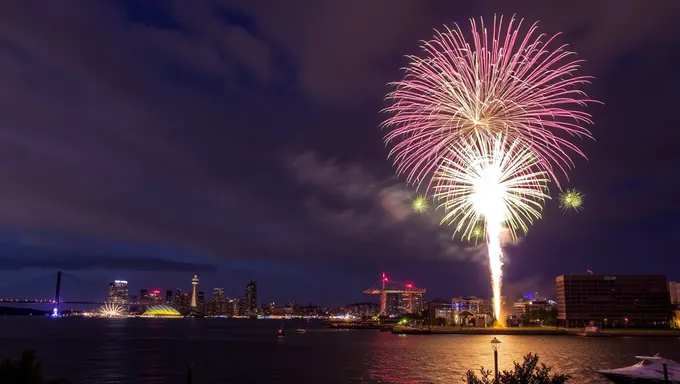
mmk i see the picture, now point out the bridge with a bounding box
[363,273,426,316]
[0,271,104,316]
[0,300,105,305]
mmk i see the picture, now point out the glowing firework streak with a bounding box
[411,194,429,213]
[382,15,595,190]
[559,188,584,212]
[434,134,549,323]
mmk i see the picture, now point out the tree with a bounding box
[464,353,570,384]
[0,349,69,384]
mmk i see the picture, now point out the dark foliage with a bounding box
[464,353,570,384]
[0,349,69,384]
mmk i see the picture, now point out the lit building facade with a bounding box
[245,281,258,316]
[669,282,680,307]
[150,290,163,305]
[557,274,672,328]
[139,289,151,306]
[231,298,241,316]
[173,289,191,315]
[108,280,128,305]
[211,288,226,316]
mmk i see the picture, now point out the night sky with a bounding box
[1,1,679,306]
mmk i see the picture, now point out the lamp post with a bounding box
[491,337,502,382]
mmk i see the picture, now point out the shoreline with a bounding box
[394,326,680,337]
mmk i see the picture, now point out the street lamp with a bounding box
[491,337,502,381]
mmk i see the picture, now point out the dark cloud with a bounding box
[0,1,678,303]
[0,256,216,272]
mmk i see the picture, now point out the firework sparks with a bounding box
[381,15,596,327]
[98,303,125,318]
[559,188,584,212]
[382,15,595,190]
[434,135,549,323]
[470,225,484,241]
[411,194,429,213]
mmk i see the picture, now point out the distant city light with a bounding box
[114,280,128,284]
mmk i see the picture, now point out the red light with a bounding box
[406,284,412,288]
[152,290,160,294]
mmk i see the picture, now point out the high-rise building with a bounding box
[150,290,163,305]
[231,298,241,316]
[212,288,225,316]
[245,281,258,316]
[139,289,151,306]
[670,282,680,306]
[166,290,173,304]
[386,293,399,316]
[108,280,128,305]
[191,275,199,309]
[557,274,672,328]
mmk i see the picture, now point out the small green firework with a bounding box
[470,225,484,240]
[411,195,429,213]
[558,188,584,213]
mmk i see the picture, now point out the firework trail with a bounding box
[382,15,595,325]
[433,134,549,322]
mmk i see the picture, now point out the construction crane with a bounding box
[363,272,426,316]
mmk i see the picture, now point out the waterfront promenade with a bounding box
[411,326,680,337]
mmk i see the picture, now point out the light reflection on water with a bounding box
[0,317,678,383]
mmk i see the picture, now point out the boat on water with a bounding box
[277,326,287,337]
[296,327,307,334]
[597,355,679,383]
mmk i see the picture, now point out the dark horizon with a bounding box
[0,1,679,306]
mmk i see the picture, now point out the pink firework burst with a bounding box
[382,15,596,190]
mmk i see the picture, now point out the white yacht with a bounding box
[597,355,679,383]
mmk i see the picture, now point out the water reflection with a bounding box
[0,318,678,383]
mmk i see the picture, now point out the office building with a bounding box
[108,280,128,305]
[173,289,190,315]
[386,293,399,316]
[166,290,173,304]
[245,281,258,316]
[150,290,163,305]
[556,274,672,328]
[139,289,151,306]
[231,298,242,316]
[670,282,680,306]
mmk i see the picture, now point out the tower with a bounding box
[191,274,199,309]
[380,272,387,317]
[53,270,62,318]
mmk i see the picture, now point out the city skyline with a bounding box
[0,2,679,306]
